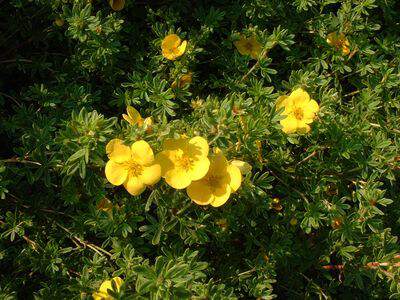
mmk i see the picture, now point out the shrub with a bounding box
[1,0,400,299]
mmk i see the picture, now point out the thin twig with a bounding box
[2,158,42,166]
[295,150,318,167]
[0,92,22,107]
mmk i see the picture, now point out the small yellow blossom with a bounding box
[171,72,192,88]
[161,34,187,60]
[276,88,319,134]
[326,32,350,55]
[156,136,210,189]
[191,99,203,109]
[96,198,113,212]
[105,139,161,196]
[271,198,282,211]
[234,35,262,59]
[122,106,153,131]
[109,0,125,11]
[290,218,298,226]
[187,149,241,207]
[92,277,123,300]
[230,160,252,175]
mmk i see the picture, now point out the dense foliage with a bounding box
[1,0,400,298]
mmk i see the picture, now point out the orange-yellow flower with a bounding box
[109,0,125,11]
[92,277,123,300]
[187,149,241,207]
[122,106,153,131]
[105,139,161,196]
[156,136,210,189]
[276,88,319,134]
[96,198,113,212]
[326,32,350,55]
[161,34,187,60]
[171,72,192,88]
[234,35,262,59]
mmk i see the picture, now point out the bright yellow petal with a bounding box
[111,277,123,291]
[98,280,112,293]
[143,117,153,127]
[227,164,242,191]
[164,137,188,151]
[290,88,310,107]
[175,40,187,57]
[122,114,134,125]
[187,180,213,205]
[106,139,131,163]
[210,184,231,207]
[188,136,209,157]
[126,106,142,125]
[130,140,154,166]
[140,164,161,185]
[230,160,252,175]
[280,115,298,134]
[165,168,192,189]
[124,175,146,196]
[105,160,128,186]
[307,99,319,113]
[189,157,210,181]
[92,291,108,300]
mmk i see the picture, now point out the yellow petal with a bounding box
[98,280,112,294]
[111,277,123,290]
[162,34,181,50]
[164,137,188,151]
[280,115,298,134]
[106,139,131,163]
[97,198,113,212]
[124,175,146,196]
[165,168,192,189]
[126,106,142,125]
[105,160,128,186]
[140,164,161,185]
[122,114,134,125]
[227,164,242,191]
[234,37,251,56]
[188,136,209,157]
[175,40,187,57]
[92,291,108,300]
[130,140,154,166]
[189,157,210,181]
[143,117,153,127]
[230,160,252,175]
[210,184,231,207]
[187,180,214,205]
[296,122,311,134]
[290,88,310,107]
[210,151,228,173]
[109,0,125,11]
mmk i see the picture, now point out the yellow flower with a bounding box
[105,139,161,196]
[92,277,123,300]
[234,35,262,59]
[156,136,210,189]
[171,72,192,88]
[187,149,242,207]
[109,0,125,11]
[122,106,153,131]
[54,18,64,27]
[326,32,350,55]
[161,34,187,60]
[230,160,252,175]
[276,88,319,134]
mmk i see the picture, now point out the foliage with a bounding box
[1,0,400,299]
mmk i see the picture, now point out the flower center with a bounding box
[293,107,304,120]
[206,175,223,190]
[176,153,193,171]
[124,160,143,177]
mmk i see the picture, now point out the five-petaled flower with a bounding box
[92,277,123,300]
[326,32,350,55]
[122,106,153,131]
[234,35,262,59]
[187,148,241,207]
[105,139,161,196]
[156,136,210,189]
[161,34,187,60]
[171,72,193,88]
[276,88,319,134]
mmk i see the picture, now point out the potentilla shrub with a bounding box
[0,0,400,299]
